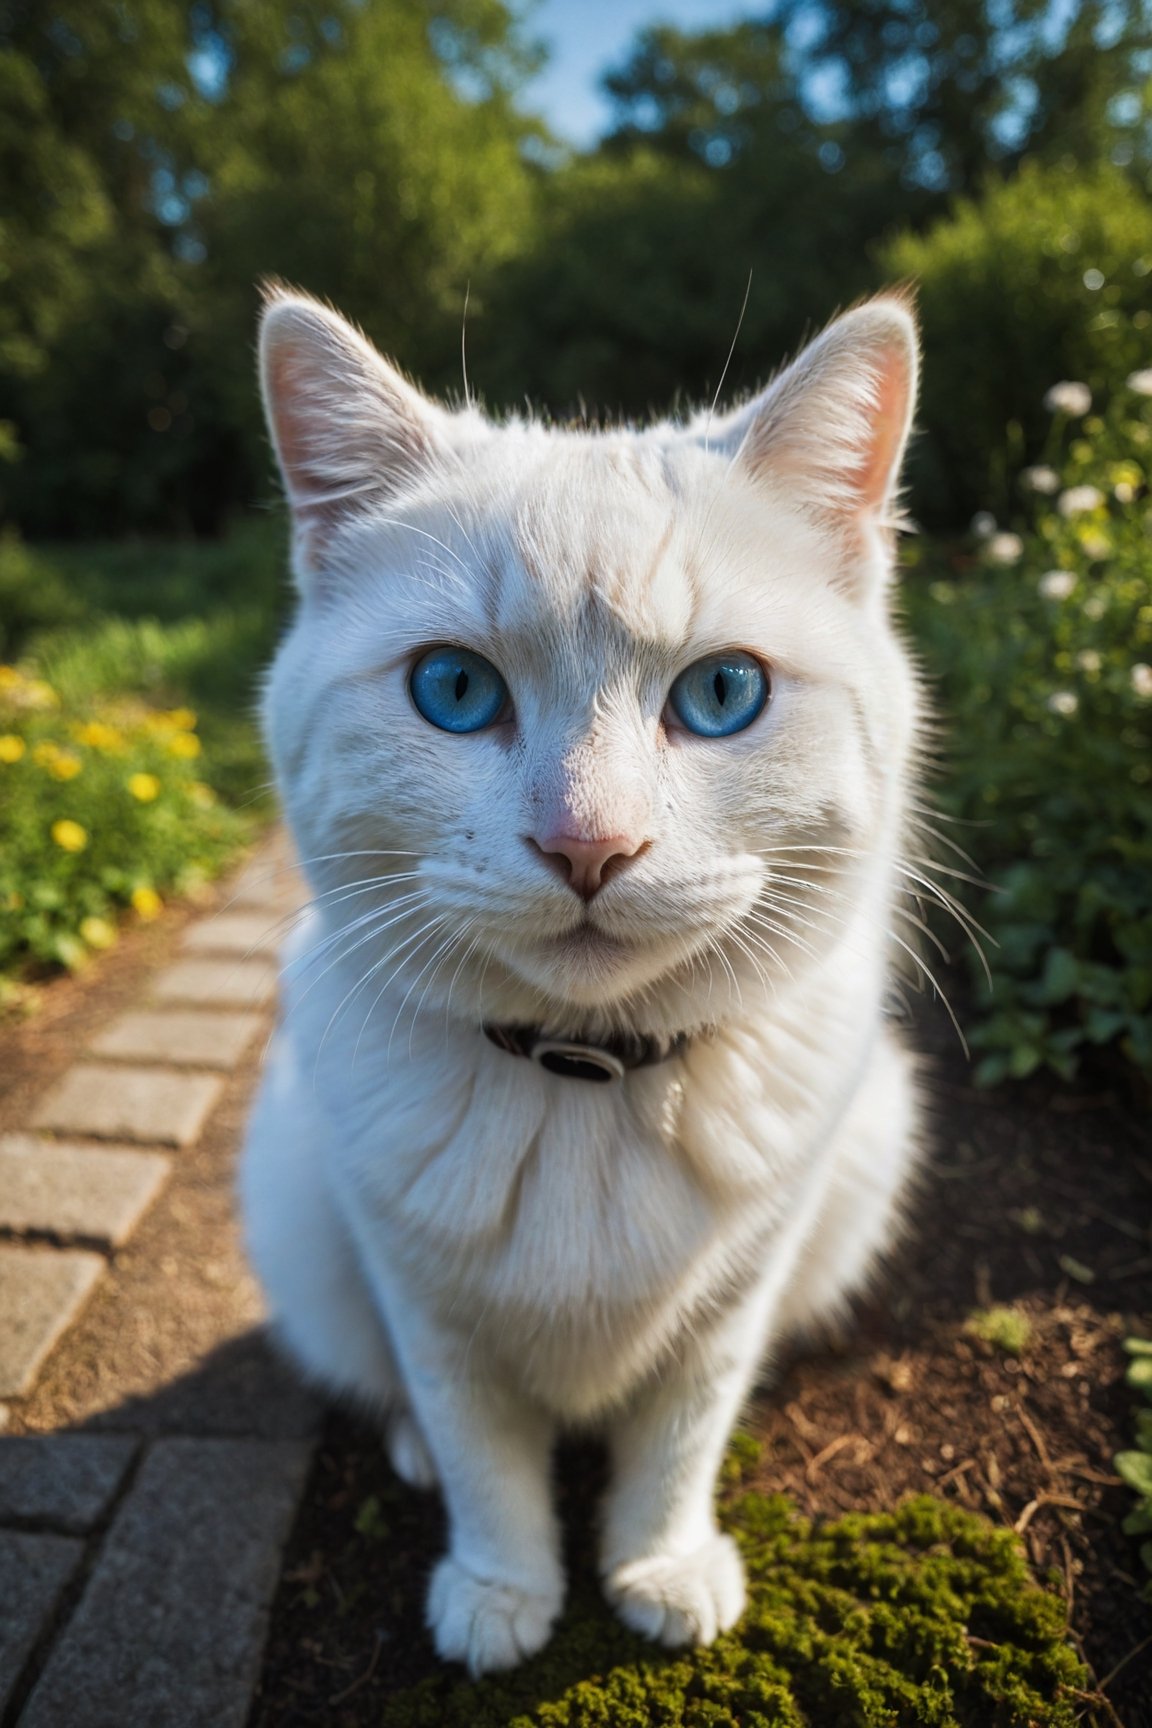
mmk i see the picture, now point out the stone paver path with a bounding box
[0,832,319,1727]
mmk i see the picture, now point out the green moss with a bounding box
[381,1493,1093,1728]
[964,1306,1034,1357]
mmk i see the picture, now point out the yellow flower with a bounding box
[80,915,117,950]
[167,731,201,759]
[131,885,163,920]
[48,750,82,781]
[164,707,197,730]
[0,734,25,763]
[187,781,216,809]
[51,819,88,852]
[32,741,60,768]
[74,720,124,752]
[127,772,161,802]
[0,665,22,688]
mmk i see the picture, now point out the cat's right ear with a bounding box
[704,295,919,577]
[258,286,445,580]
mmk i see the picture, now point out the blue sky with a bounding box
[522,0,769,146]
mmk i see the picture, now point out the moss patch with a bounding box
[382,1492,1092,1728]
[964,1305,1034,1357]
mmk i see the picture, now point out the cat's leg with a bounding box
[598,1033,920,1649]
[598,1305,762,1647]
[239,1052,437,1488]
[344,1256,565,1675]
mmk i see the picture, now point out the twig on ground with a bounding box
[328,1631,384,1707]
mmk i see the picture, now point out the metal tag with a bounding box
[529,1039,626,1083]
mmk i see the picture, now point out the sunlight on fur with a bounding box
[241,284,937,1677]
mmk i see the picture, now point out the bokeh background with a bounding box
[1,0,1151,1097]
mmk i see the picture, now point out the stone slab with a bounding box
[0,1434,137,1532]
[226,847,304,911]
[0,1247,105,1397]
[21,1437,314,1728]
[0,1530,84,1712]
[0,1134,170,1248]
[151,957,277,1010]
[182,910,286,959]
[81,1327,324,1441]
[88,1009,263,1071]
[30,1065,223,1150]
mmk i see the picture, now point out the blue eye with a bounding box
[409,646,509,734]
[668,652,769,737]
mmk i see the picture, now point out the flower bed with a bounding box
[0,663,253,979]
[903,361,1152,1086]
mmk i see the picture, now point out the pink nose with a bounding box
[531,833,646,901]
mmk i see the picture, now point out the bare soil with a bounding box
[249,1009,1152,1728]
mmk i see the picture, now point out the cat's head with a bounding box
[259,287,920,1035]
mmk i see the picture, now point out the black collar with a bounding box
[483,1023,691,1083]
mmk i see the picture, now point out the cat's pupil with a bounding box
[455,669,468,702]
[713,670,727,706]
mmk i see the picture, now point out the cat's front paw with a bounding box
[427,1556,563,1675]
[605,1533,746,1647]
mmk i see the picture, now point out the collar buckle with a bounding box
[529,1038,626,1083]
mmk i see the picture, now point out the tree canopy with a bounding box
[1,0,1149,533]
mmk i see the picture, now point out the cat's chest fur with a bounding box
[298,954,877,1419]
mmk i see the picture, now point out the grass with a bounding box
[4,518,290,804]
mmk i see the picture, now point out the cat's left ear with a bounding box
[258,285,447,580]
[708,293,918,562]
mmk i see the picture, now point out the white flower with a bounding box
[1039,569,1076,600]
[1126,369,1152,397]
[1080,530,1111,560]
[1047,690,1079,716]
[986,531,1023,564]
[1114,480,1136,503]
[1020,465,1060,494]
[1044,381,1092,416]
[1076,649,1101,674]
[1132,663,1152,698]
[1083,594,1106,620]
[970,510,997,539]
[1057,484,1104,516]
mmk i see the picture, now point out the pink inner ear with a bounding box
[264,345,319,502]
[850,346,911,514]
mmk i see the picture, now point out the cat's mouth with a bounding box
[550,922,633,961]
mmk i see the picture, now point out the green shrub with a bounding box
[883,161,1152,527]
[377,1492,1091,1727]
[902,354,1152,1086]
[0,663,254,976]
[0,528,87,655]
[1115,1338,1152,1595]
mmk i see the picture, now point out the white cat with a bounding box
[240,285,925,1676]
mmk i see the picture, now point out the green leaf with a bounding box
[353,1494,389,1540]
[1114,1451,1152,1497]
[1008,1044,1042,1079]
[972,1053,1011,1089]
[1035,947,1080,1004]
[1127,1358,1152,1396]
